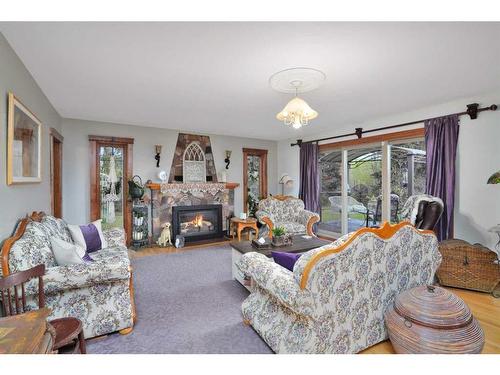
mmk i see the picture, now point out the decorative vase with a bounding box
[272,233,293,247]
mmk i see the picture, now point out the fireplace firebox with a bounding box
[172,204,223,243]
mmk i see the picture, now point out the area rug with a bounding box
[86,245,273,354]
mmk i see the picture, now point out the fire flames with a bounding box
[192,214,203,227]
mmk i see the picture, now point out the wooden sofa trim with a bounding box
[307,215,320,236]
[270,195,296,201]
[1,212,45,276]
[261,217,274,238]
[299,221,435,290]
[119,265,137,335]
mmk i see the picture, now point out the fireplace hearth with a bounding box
[172,204,223,243]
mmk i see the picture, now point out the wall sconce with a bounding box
[155,145,162,167]
[224,150,232,169]
[487,170,500,184]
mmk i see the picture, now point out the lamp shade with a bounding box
[276,97,318,129]
[279,174,293,186]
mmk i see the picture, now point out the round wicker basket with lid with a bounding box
[385,285,484,354]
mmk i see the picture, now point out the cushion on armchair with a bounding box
[237,251,315,317]
[50,238,88,265]
[103,227,127,248]
[273,222,306,234]
[7,220,58,274]
[42,248,131,294]
[41,215,73,243]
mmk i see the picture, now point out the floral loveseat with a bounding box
[255,196,320,237]
[237,222,441,353]
[0,212,135,339]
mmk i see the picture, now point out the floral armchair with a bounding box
[255,196,320,237]
[0,212,135,339]
[237,222,441,353]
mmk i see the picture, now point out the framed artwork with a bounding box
[7,93,42,184]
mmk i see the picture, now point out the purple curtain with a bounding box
[425,114,459,241]
[299,143,320,214]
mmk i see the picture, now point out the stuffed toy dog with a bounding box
[157,222,172,247]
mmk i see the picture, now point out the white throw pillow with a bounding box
[51,238,87,266]
[67,219,107,253]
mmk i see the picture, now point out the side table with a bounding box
[230,217,259,241]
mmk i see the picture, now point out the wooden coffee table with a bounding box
[231,235,331,290]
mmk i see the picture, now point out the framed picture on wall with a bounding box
[7,92,42,184]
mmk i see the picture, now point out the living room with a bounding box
[1,1,500,373]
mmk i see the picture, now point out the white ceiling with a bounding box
[1,22,500,140]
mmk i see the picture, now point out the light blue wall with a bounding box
[0,32,62,240]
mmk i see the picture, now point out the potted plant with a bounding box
[271,226,293,247]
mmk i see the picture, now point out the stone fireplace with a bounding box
[147,182,237,243]
[145,133,239,245]
[172,204,223,243]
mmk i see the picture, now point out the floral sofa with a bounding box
[0,213,135,339]
[255,196,320,237]
[237,222,441,353]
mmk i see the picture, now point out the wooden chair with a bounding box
[0,264,86,354]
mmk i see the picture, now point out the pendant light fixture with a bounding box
[270,67,326,130]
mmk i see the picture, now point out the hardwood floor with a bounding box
[129,242,500,354]
[128,239,230,259]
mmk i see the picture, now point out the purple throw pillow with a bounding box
[271,251,303,271]
[78,223,102,253]
[82,253,94,262]
[68,219,107,254]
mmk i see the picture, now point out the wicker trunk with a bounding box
[437,239,500,296]
[385,285,484,354]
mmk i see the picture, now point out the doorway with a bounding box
[50,128,63,218]
[242,148,268,217]
[89,135,134,245]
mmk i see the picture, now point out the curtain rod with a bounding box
[291,103,498,147]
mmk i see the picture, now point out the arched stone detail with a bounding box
[182,142,206,183]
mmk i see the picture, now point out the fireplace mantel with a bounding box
[146,182,239,191]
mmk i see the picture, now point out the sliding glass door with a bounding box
[389,139,427,223]
[347,146,382,231]
[318,149,342,237]
[317,134,426,238]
